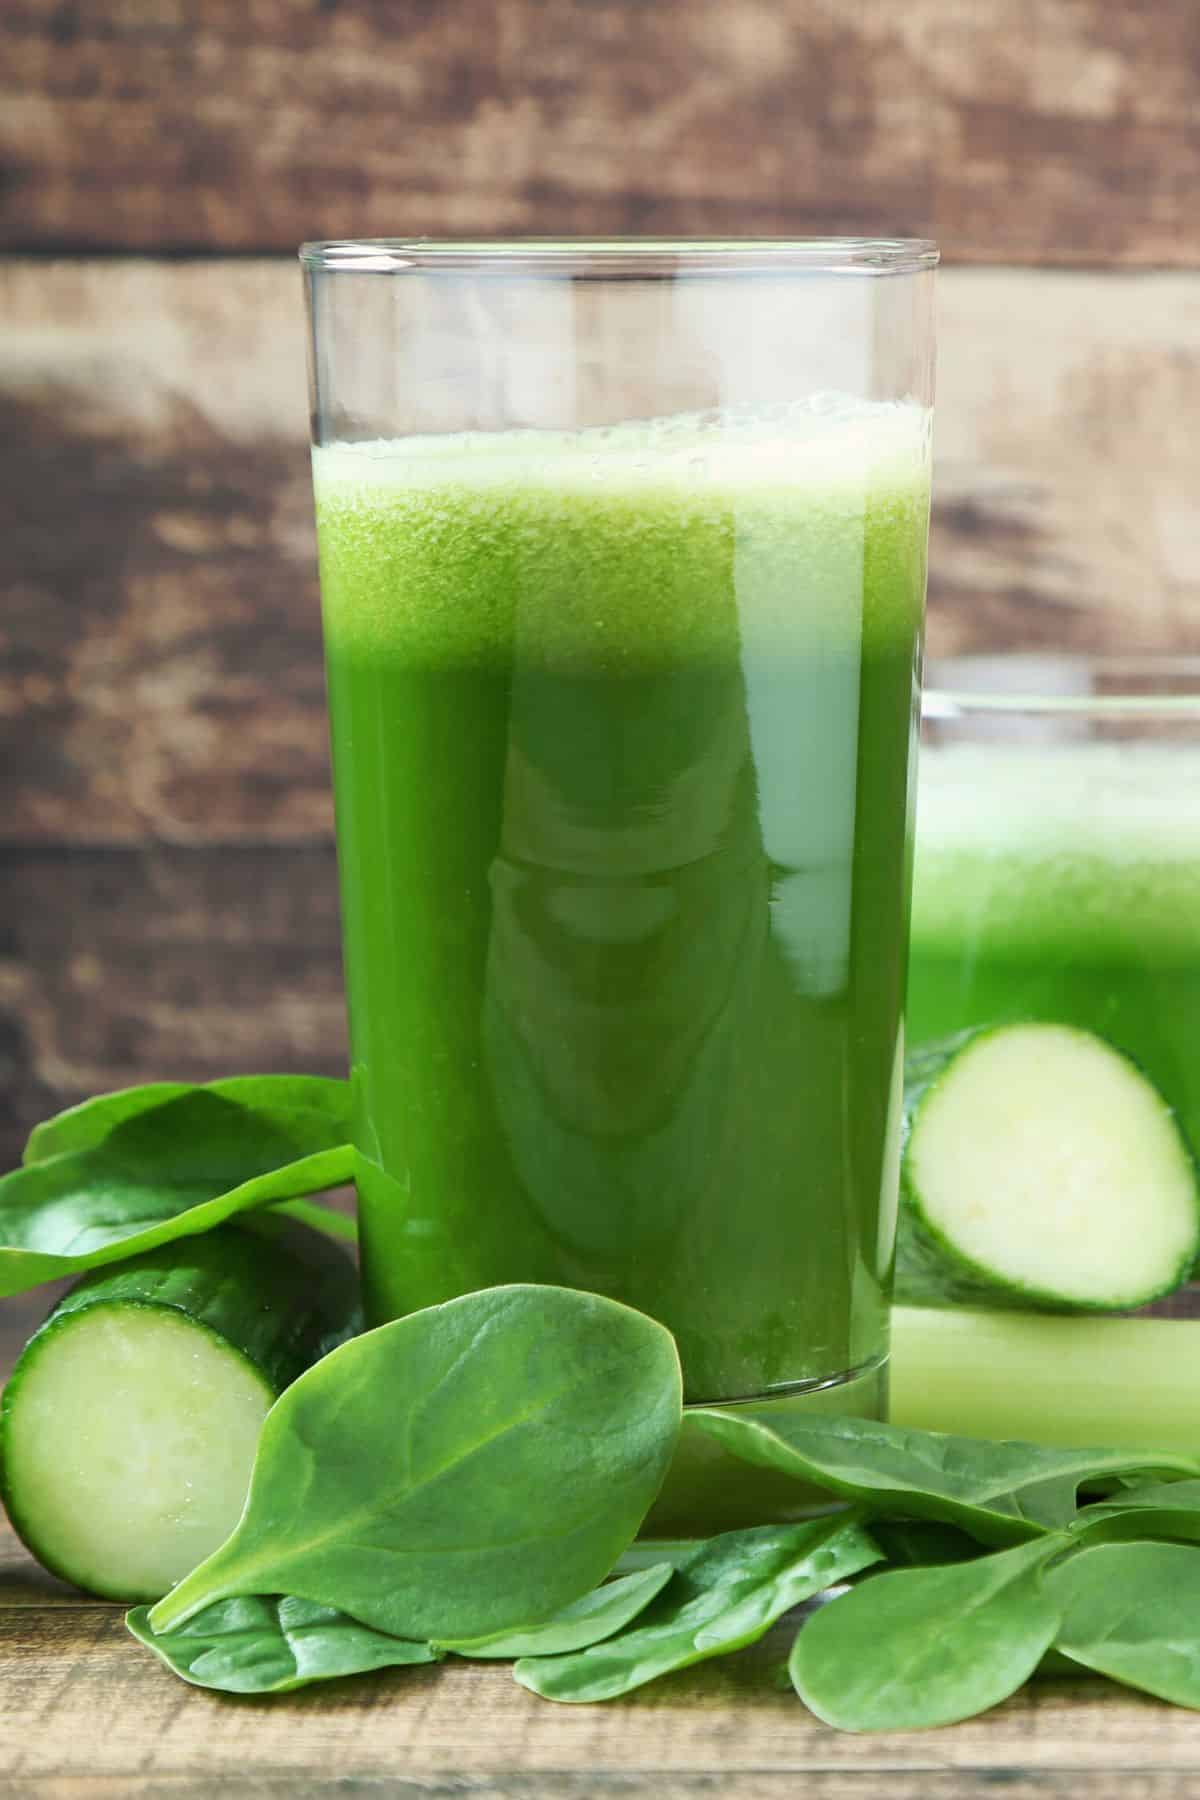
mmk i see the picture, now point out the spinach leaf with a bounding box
[0,1086,353,1296]
[613,1541,697,1573]
[513,1518,880,1703]
[789,1535,1063,1731]
[1091,1478,1200,1510]
[1047,1542,1200,1707]
[1071,1479,1200,1547]
[1070,1514,1200,1551]
[127,1594,437,1694]
[439,1563,674,1658]
[149,1284,682,1644]
[685,1409,1200,1546]
[23,1076,351,1166]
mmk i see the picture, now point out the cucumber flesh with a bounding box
[899,1024,1199,1311]
[0,1222,358,1601]
[2,1303,273,1599]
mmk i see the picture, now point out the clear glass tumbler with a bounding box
[302,239,936,1502]
[910,654,1200,1170]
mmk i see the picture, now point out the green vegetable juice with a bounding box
[314,404,930,1405]
[909,743,1200,1153]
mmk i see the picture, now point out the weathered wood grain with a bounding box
[0,843,345,1169]
[3,258,1198,852]
[0,263,326,847]
[3,1,1200,263]
[933,268,1200,659]
[7,1781,1200,1800]
[9,1783,1200,1800]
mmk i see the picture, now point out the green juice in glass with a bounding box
[909,742,1200,1154]
[314,404,930,1414]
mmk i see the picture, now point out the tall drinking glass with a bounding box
[302,240,936,1498]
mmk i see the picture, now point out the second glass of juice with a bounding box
[303,240,936,1517]
[910,656,1200,1179]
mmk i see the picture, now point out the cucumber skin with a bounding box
[45,1215,361,1392]
[896,1029,1023,1310]
[894,1026,1200,1314]
[0,1221,360,1586]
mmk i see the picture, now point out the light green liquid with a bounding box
[909,743,1200,1152]
[314,405,930,1410]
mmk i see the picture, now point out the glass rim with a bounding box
[924,654,1200,720]
[298,236,940,276]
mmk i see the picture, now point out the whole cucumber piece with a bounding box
[897,1023,1199,1312]
[0,1219,359,1601]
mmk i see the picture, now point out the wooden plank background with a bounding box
[4,0,1200,263]
[3,0,1200,1350]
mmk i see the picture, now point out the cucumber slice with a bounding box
[897,1024,1200,1312]
[0,1221,358,1601]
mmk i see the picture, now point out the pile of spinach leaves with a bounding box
[8,1074,1200,1731]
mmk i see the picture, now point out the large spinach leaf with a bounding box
[789,1535,1064,1731]
[149,1284,682,1643]
[128,1594,437,1694]
[513,1518,880,1702]
[0,1082,353,1295]
[1047,1541,1200,1706]
[685,1409,1200,1546]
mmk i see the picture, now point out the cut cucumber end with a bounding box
[891,1304,1200,1457]
[1,1303,274,1601]
[904,1024,1199,1310]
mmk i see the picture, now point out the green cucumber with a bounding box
[891,1304,1200,1455]
[896,1024,1199,1311]
[0,1219,359,1602]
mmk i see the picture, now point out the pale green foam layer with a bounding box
[314,400,931,496]
[913,743,1200,957]
[313,402,930,667]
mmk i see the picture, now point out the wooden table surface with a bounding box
[4,1517,1200,1799]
